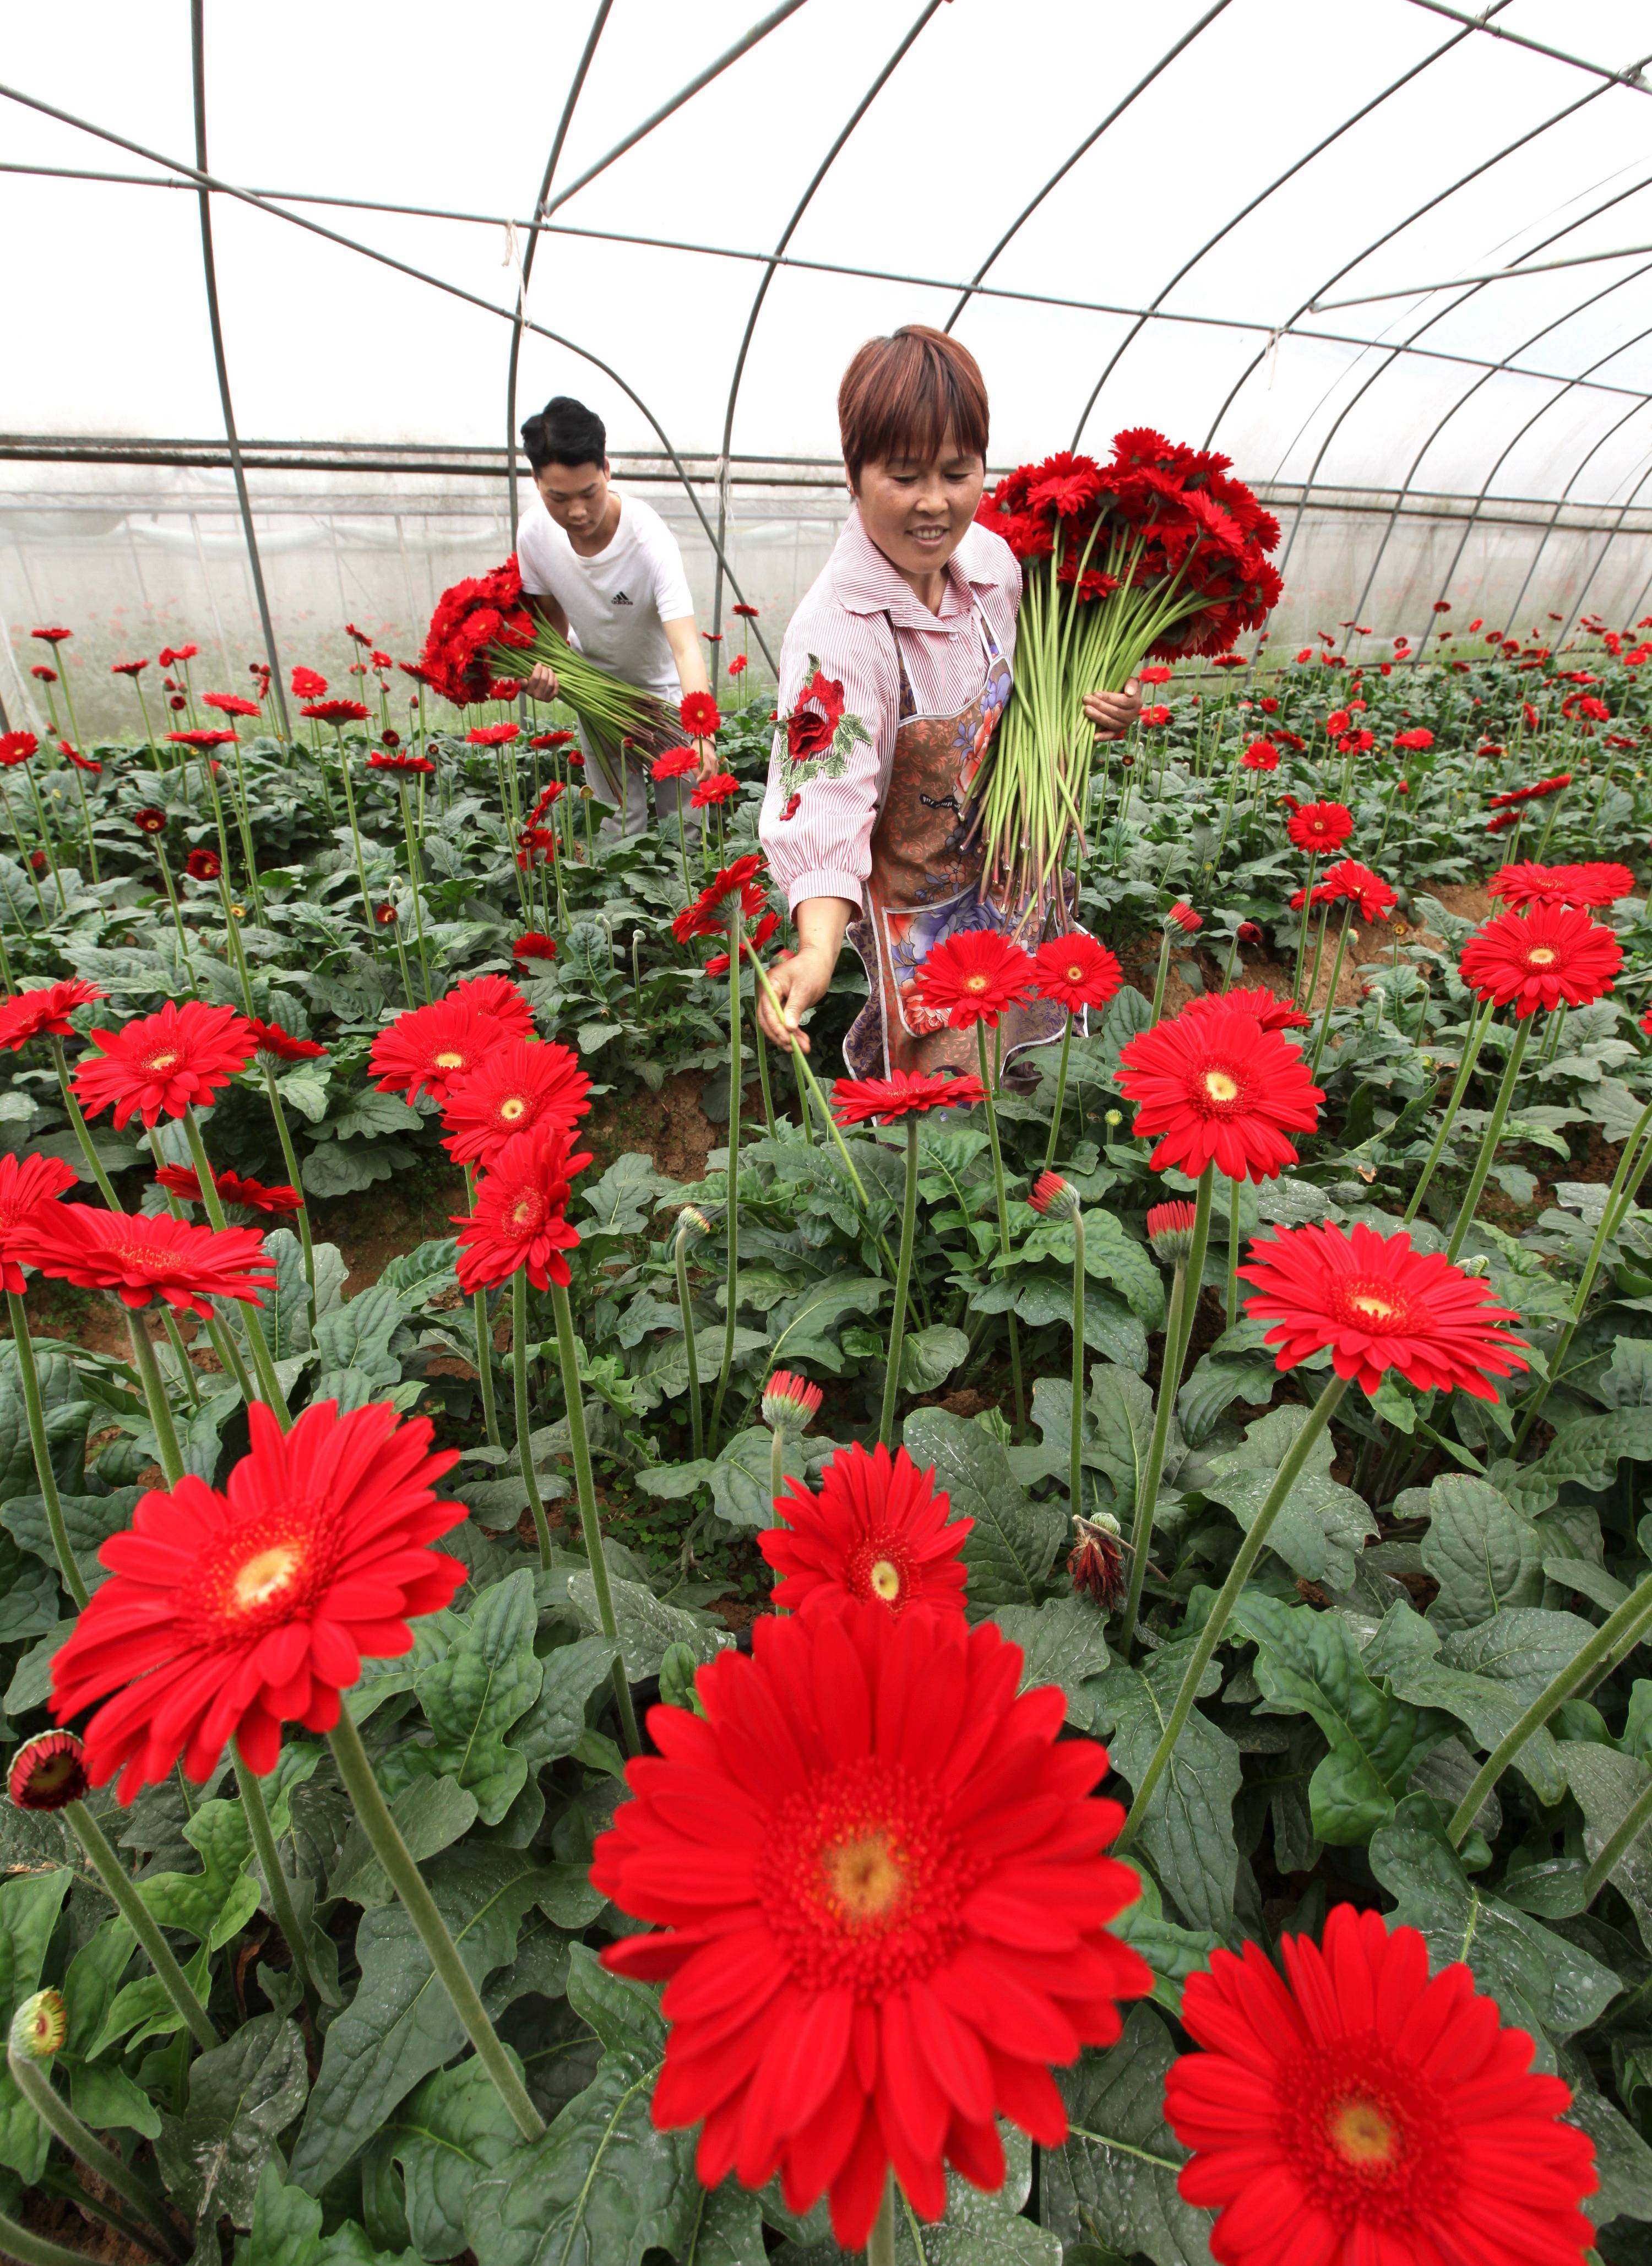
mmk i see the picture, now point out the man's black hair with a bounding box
[522,396,606,471]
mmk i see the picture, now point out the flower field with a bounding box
[3,599,1652,2265]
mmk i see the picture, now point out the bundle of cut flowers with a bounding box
[419,554,673,766]
[972,429,1282,911]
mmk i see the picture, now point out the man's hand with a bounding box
[525,661,560,703]
[1083,677,1142,740]
[695,736,719,782]
[756,944,834,1055]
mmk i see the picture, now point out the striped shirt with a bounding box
[758,504,1021,912]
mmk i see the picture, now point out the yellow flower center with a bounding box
[234,1544,303,1613]
[1526,945,1557,967]
[868,1559,902,1602]
[147,1049,181,1072]
[1347,1291,1398,1323]
[433,1049,464,1070]
[1328,2095,1399,2169]
[499,1095,527,1122]
[823,1832,908,1926]
[964,972,988,993]
[1066,963,1085,983]
[1204,1069,1240,1104]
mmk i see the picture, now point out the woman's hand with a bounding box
[695,736,720,782]
[525,661,560,703]
[1083,677,1142,740]
[756,943,834,1054]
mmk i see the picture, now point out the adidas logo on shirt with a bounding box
[613,591,633,606]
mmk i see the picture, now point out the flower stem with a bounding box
[674,1225,704,1461]
[512,1271,553,1571]
[63,1800,218,2050]
[48,1038,120,1208]
[1307,905,1355,1083]
[1447,1569,1652,1847]
[7,2034,184,2259]
[1290,854,1320,1006]
[474,1290,502,1448]
[325,1709,544,2139]
[1403,997,1494,1224]
[6,1291,86,1609]
[770,1422,785,1512]
[231,1744,327,2009]
[879,1117,921,1449]
[180,1109,290,1422]
[1042,1010,1075,1172]
[1148,927,1174,1024]
[1225,1175,1241,1331]
[259,1064,318,1331]
[1117,1372,1351,1850]
[126,1312,185,1487]
[1068,1207,1086,1525]
[709,909,743,1454]
[976,1022,1025,1433]
[550,1276,641,1757]
[866,2175,897,2266]
[1116,1167,1212,1658]
[1444,1018,1532,1261]
[332,726,379,955]
[0,2209,106,2266]
[1584,1774,1652,1906]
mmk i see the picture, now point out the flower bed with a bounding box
[0,606,1650,2263]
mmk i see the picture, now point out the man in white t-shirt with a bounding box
[517,395,715,834]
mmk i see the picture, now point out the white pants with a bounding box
[583,733,701,839]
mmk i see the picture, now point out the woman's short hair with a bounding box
[838,326,989,485]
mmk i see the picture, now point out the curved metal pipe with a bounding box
[708,2,944,682]
[189,0,289,734]
[940,0,1234,335]
[504,1,613,539]
[0,74,778,675]
[1474,396,1652,649]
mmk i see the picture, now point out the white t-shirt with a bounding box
[515,488,695,701]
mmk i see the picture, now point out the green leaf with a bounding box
[901,1409,1063,1611]
[582,1153,677,1236]
[1369,1796,1621,2041]
[1091,1644,1241,1936]
[2,1487,139,1592]
[1108,1873,1221,2020]
[771,2124,1056,2263]
[1041,2005,1210,2266]
[1384,1660,1567,1806]
[136,1793,262,1953]
[395,1569,542,1823]
[899,1322,970,1394]
[68,2060,161,2139]
[464,1945,694,2266]
[314,1283,407,1394]
[302,1138,415,1198]
[1561,2061,1652,2230]
[767,1274,885,1371]
[1235,1594,1438,1844]
[329,1776,480,1909]
[241,2164,326,2266]
[1412,1474,1543,1629]
[564,1570,733,1680]
[156,2013,308,2228]
[314,1088,422,1143]
[1204,1406,1376,1591]
[290,1845,550,2193]
[376,2056,526,2260]
[990,1595,1110,1727]
[0,1338,88,1500]
[273,1069,331,1124]
[1535,1404,1652,1493]
[1085,1364,1173,1527]
[376,1238,460,1309]
[512,1637,620,1771]
[0,1867,72,2180]
[1562,1743,1652,1951]
[709,1426,803,1530]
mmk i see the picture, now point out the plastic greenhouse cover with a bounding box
[7,0,1652,704]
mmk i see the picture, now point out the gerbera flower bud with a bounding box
[8,1731,88,1811]
[761,1370,823,1436]
[1069,1513,1125,1610]
[675,1205,711,1243]
[184,847,222,882]
[761,1440,971,1618]
[1167,900,1202,933]
[12,1990,66,2061]
[132,806,167,834]
[1165,1904,1597,2266]
[1146,1199,1199,1262]
[1029,1170,1079,1219]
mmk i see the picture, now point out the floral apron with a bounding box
[843,606,1071,1084]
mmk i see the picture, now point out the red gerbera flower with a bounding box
[58,743,101,774]
[466,722,520,747]
[1030,933,1123,1013]
[1315,858,1396,923]
[1286,802,1353,853]
[185,848,221,882]
[73,1002,254,1131]
[830,1069,986,1126]
[132,807,167,835]
[1186,987,1312,1034]
[244,1017,327,1062]
[672,855,767,944]
[0,979,106,1052]
[910,931,1036,1030]
[441,1037,591,1169]
[8,1730,89,1811]
[167,729,237,752]
[1068,1516,1125,1609]
[1164,1903,1596,2266]
[1238,1218,1528,1400]
[1117,1002,1323,1182]
[290,666,327,698]
[0,732,38,768]
[649,746,695,781]
[512,932,558,963]
[111,659,150,680]
[202,692,260,719]
[690,771,740,808]
[680,691,721,739]
[1548,860,1636,909]
[8,1204,274,1317]
[446,972,535,1036]
[302,700,371,727]
[32,626,72,645]
[49,1398,468,1798]
[453,1122,592,1293]
[0,1151,79,1292]
[1486,860,1570,911]
[1241,740,1279,771]
[761,1441,970,1620]
[593,1603,1152,2249]
[368,997,511,1108]
[1488,773,1570,808]
[1458,904,1622,1018]
[368,751,436,775]
[530,729,575,751]
[154,1162,303,1217]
